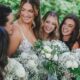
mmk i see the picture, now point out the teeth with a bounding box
[63,28,68,32]
[46,27,52,31]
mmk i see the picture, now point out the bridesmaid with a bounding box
[39,11,59,80]
[39,11,59,40]
[59,13,80,50]
[0,28,25,80]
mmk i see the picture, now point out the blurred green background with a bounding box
[0,0,80,22]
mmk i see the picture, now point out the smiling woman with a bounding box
[8,0,41,80]
[39,11,59,40]
[8,0,41,56]
[59,13,80,50]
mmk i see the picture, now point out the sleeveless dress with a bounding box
[14,25,39,80]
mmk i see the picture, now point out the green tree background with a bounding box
[0,0,80,22]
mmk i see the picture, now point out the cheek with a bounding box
[61,25,65,31]
[31,13,35,19]
[70,28,74,33]
[20,11,27,17]
[52,26,56,30]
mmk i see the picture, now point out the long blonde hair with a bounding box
[39,11,59,40]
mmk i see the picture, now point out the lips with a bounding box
[62,28,69,33]
[24,17,31,20]
[45,26,52,31]
[44,26,53,34]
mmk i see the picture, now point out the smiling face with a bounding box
[5,13,14,35]
[43,15,58,34]
[61,18,75,36]
[20,2,34,24]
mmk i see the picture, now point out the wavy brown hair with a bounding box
[0,28,9,80]
[16,0,41,39]
[59,13,80,50]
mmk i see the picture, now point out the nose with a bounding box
[63,24,68,29]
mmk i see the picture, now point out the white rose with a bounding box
[53,54,58,61]
[41,50,45,54]
[72,61,78,69]
[45,53,52,59]
[15,60,26,78]
[28,60,37,68]
[44,46,52,53]
[20,52,28,59]
[65,60,72,68]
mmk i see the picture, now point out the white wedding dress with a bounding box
[15,26,39,80]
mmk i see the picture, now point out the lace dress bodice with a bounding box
[17,24,32,54]
[18,36,32,53]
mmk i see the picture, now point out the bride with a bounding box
[8,0,41,79]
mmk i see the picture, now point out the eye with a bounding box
[69,24,74,28]
[28,10,33,13]
[21,8,25,11]
[45,20,50,23]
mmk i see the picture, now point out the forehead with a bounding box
[22,2,33,10]
[7,13,14,22]
[46,15,57,22]
[64,18,75,25]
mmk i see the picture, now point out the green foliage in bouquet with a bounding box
[43,60,58,74]
[69,67,80,80]
[33,40,43,50]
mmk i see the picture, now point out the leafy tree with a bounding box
[0,0,80,22]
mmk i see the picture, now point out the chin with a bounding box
[45,31,51,34]
[23,21,31,24]
[62,34,70,36]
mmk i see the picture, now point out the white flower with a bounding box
[4,58,26,79]
[65,60,78,69]
[27,60,37,68]
[72,61,78,69]
[43,46,52,53]
[15,61,26,78]
[45,53,52,59]
[53,54,58,61]
[65,60,72,68]
[41,50,45,54]
[20,52,28,59]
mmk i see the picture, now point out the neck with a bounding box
[18,18,32,31]
[62,35,71,41]
[43,32,49,40]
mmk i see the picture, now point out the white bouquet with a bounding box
[4,58,26,80]
[16,51,40,80]
[33,40,69,79]
[58,49,80,80]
